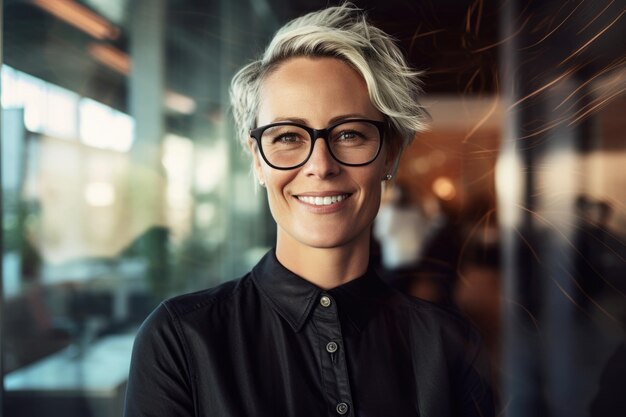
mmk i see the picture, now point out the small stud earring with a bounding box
[259,179,265,187]
[383,174,392,181]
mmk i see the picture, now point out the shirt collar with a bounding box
[251,249,392,332]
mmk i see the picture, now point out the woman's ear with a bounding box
[247,138,266,186]
[383,137,402,178]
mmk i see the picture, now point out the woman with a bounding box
[125,4,494,416]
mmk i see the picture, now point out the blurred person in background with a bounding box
[374,183,429,272]
[124,3,494,416]
[374,183,446,302]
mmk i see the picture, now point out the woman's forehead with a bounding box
[257,57,380,126]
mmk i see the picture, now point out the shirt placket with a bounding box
[312,293,354,416]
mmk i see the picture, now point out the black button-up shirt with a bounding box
[125,250,494,417]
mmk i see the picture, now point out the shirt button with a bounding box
[320,295,331,307]
[336,402,349,415]
[326,341,338,353]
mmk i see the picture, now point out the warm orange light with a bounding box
[88,43,131,75]
[432,177,457,201]
[34,0,119,40]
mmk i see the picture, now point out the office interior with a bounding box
[1,0,624,416]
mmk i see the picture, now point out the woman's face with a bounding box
[251,57,394,252]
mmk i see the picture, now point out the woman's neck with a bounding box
[275,231,371,290]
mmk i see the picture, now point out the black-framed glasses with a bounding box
[249,119,385,170]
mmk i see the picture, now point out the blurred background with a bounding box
[0,0,624,416]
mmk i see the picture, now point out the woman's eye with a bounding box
[273,134,302,144]
[337,131,362,141]
[340,132,356,140]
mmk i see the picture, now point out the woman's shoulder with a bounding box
[163,273,255,318]
[131,274,258,356]
[137,273,255,334]
[382,289,489,380]
[385,288,482,342]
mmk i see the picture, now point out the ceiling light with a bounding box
[34,0,120,40]
[88,43,131,75]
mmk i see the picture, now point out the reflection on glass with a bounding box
[2,1,275,416]
[79,97,134,151]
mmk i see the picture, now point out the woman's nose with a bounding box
[301,138,340,179]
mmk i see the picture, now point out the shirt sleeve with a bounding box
[124,302,195,417]
[454,324,496,417]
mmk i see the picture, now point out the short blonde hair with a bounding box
[230,2,428,164]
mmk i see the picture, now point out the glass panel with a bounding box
[1,1,277,416]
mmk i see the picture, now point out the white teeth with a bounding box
[297,194,347,206]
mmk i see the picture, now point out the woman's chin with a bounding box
[284,224,365,251]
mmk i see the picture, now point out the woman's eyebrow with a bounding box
[270,116,309,124]
[269,114,372,126]
[327,114,371,124]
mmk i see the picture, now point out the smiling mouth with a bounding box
[296,194,351,206]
